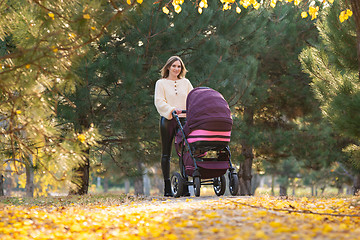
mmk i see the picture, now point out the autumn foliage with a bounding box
[1,195,360,239]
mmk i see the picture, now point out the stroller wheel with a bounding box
[171,172,184,198]
[193,177,201,197]
[213,175,226,196]
[229,173,239,196]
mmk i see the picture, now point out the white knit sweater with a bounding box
[154,78,193,120]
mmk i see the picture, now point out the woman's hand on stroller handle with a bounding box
[172,109,186,117]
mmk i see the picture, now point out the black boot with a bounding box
[164,179,173,197]
[183,185,190,197]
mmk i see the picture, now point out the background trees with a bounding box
[1,0,359,196]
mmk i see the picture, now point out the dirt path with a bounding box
[1,196,360,239]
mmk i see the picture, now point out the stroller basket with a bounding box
[184,158,229,179]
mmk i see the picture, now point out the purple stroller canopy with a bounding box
[183,87,233,136]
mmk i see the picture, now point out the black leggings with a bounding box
[160,116,185,180]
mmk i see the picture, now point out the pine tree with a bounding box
[0,0,142,196]
[300,0,360,195]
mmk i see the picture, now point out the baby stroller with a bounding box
[171,87,239,197]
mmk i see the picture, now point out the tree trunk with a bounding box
[69,80,93,195]
[279,177,289,196]
[69,149,90,195]
[238,154,253,195]
[0,174,4,196]
[238,106,254,196]
[353,173,360,195]
[5,172,12,196]
[124,179,130,194]
[311,184,314,196]
[337,185,344,195]
[292,179,296,196]
[279,184,287,196]
[96,177,101,189]
[134,177,144,195]
[251,173,260,195]
[320,185,326,195]
[134,162,144,195]
[143,167,151,196]
[104,178,109,193]
[271,174,275,196]
[25,155,34,197]
[346,185,352,195]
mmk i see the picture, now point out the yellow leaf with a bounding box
[339,11,346,22]
[240,0,249,8]
[174,5,182,13]
[269,221,282,228]
[270,0,276,8]
[70,224,82,232]
[253,222,262,229]
[198,7,203,14]
[291,234,300,240]
[127,0,132,5]
[253,2,260,10]
[255,230,268,239]
[322,224,333,233]
[236,6,241,14]
[274,226,294,233]
[48,12,55,20]
[77,134,86,143]
[12,222,22,228]
[309,6,319,20]
[25,64,31,69]
[68,33,76,39]
[137,0,143,4]
[223,3,231,10]
[83,14,91,19]
[339,223,348,230]
[328,0,334,3]
[162,6,170,14]
[255,210,268,217]
[294,0,301,6]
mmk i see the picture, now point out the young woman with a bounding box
[154,56,193,196]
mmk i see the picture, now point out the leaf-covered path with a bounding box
[1,196,360,240]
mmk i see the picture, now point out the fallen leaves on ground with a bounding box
[1,195,360,240]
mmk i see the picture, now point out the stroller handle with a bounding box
[172,110,186,117]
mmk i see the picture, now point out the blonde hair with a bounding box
[160,56,188,79]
